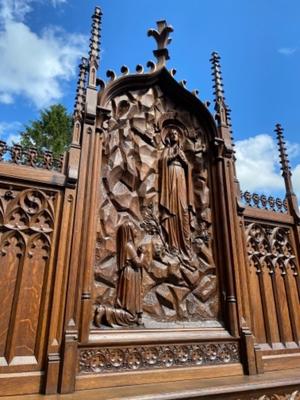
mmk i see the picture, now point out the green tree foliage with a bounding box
[20,104,73,158]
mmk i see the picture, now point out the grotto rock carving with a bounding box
[94,86,219,327]
[94,222,146,327]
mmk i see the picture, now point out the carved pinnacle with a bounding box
[210,51,225,102]
[147,20,174,68]
[275,123,291,176]
[74,57,88,118]
[89,6,102,66]
[210,51,232,131]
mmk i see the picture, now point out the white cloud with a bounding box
[0,0,85,107]
[6,133,21,145]
[291,164,300,200]
[235,134,284,193]
[235,133,300,204]
[0,92,13,103]
[0,121,22,144]
[286,140,300,159]
[0,0,33,22]
[278,47,298,56]
[51,0,67,6]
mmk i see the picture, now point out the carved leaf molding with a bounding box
[244,391,300,400]
[78,342,239,374]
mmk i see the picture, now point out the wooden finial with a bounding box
[147,20,173,68]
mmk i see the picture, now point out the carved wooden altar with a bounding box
[0,7,299,399]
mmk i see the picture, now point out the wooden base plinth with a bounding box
[0,368,299,399]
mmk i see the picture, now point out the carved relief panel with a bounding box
[93,86,220,329]
[0,184,58,369]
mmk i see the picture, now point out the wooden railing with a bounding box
[0,140,64,173]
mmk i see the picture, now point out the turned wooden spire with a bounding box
[88,6,102,86]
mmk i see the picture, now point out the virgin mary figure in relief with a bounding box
[159,125,195,257]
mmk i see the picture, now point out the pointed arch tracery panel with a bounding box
[93,85,221,329]
[245,222,300,348]
[0,186,58,369]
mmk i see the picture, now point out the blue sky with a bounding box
[1,0,300,199]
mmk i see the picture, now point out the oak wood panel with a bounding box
[244,208,294,225]
[0,233,23,359]
[263,353,300,372]
[76,363,244,390]
[285,267,300,345]
[8,235,48,363]
[3,369,300,399]
[261,268,280,345]
[0,372,42,396]
[273,267,294,344]
[0,164,66,187]
[248,262,266,343]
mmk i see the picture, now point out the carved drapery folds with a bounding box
[94,86,219,328]
[0,187,56,364]
[245,223,300,346]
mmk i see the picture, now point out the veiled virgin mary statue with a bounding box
[160,125,195,256]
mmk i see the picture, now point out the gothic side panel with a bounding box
[0,185,58,368]
[245,222,300,346]
[93,86,220,328]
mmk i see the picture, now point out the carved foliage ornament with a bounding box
[245,392,300,400]
[78,342,239,374]
[94,86,219,328]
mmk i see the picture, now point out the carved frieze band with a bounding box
[78,341,239,374]
[245,391,300,400]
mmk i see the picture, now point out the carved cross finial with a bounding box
[89,6,102,67]
[148,20,174,68]
[74,57,88,119]
[275,123,291,176]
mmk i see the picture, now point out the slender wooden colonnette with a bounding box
[0,7,299,399]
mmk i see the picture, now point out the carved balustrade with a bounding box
[241,191,288,213]
[0,140,64,172]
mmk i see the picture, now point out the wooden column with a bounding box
[59,7,102,394]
